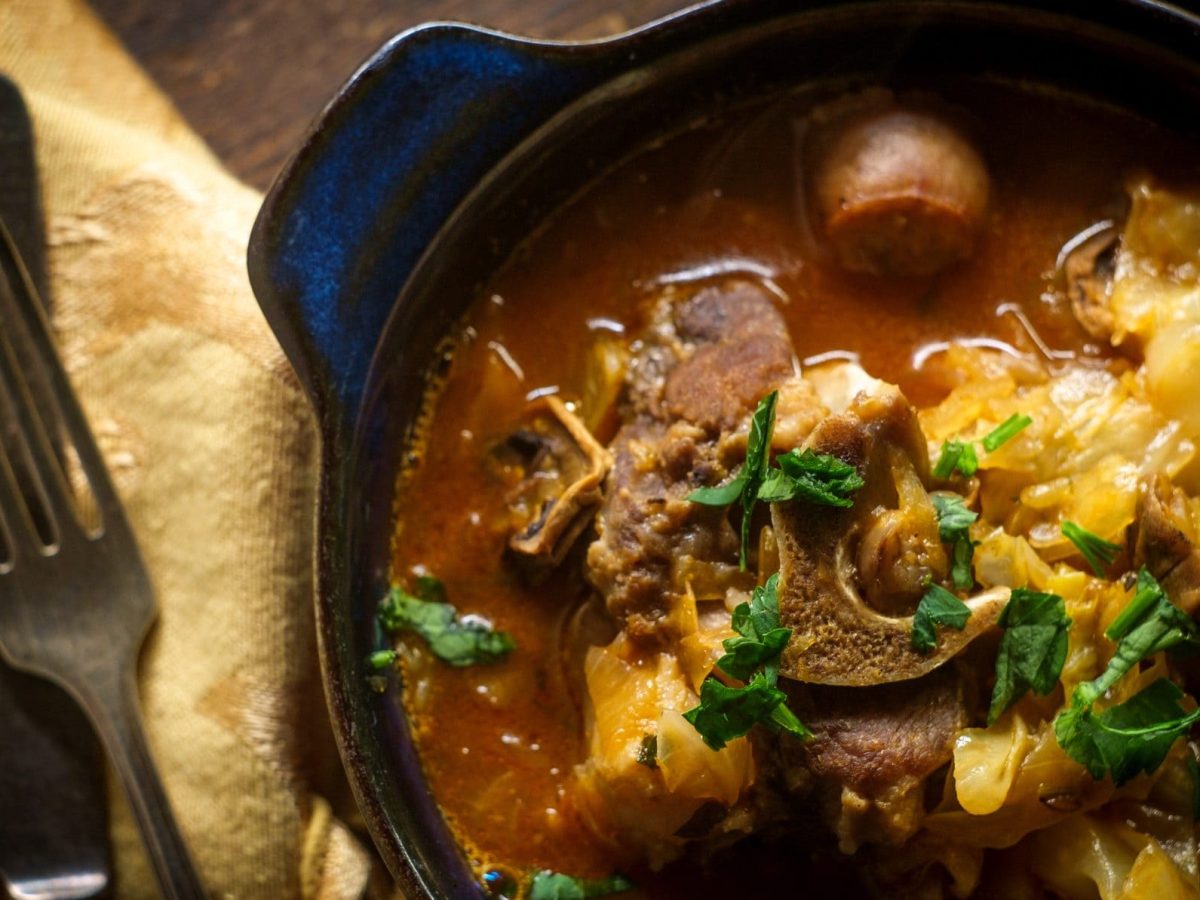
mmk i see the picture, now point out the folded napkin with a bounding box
[0,1,382,895]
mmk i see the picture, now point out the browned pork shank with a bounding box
[586,279,803,645]
[783,666,967,853]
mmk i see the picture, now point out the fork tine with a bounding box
[0,222,125,531]
[0,416,41,564]
[0,265,82,548]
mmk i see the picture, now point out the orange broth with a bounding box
[388,81,1190,895]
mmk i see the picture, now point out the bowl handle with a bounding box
[247,23,644,428]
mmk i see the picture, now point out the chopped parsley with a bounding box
[377,576,515,667]
[933,414,1030,481]
[756,448,865,508]
[528,871,634,900]
[688,391,777,569]
[717,572,793,680]
[1056,679,1200,785]
[1070,568,1200,708]
[367,649,398,671]
[688,391,863,570]
[987,588,1071,724]
[932,493,979,590]
[683,573,810,750]
[933,439,979,479]
[911,581,972,653]
[981,413,1033,452]
[1054,569,1200,782]
[1061,520,1121,577]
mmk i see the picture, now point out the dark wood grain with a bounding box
[90,0,693,191]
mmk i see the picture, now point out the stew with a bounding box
[384,79,1200,898]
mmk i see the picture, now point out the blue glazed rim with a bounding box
[248,1,1200,896]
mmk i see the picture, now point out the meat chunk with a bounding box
[587,420,745,643]
[783,667,965,851]
[1061,221,1118,340]
[588,280,803,644]
[808,96,990,278]
[773,385,1008,684]
[625,281,796,432]
[663,285,796,433]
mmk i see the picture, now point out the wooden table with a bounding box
[91,0,693,192]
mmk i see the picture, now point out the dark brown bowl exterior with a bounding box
[248,1,1200,895]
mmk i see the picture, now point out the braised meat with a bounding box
[587,280,802,644]
[786,667,966,851]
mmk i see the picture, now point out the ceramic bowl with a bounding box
[247,1,1200,895]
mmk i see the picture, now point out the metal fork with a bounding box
[0,222,205,899]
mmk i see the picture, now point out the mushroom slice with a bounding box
[1131,473,1200,614]
[772,385,1008,685]
[1059,219,1118,340]
[504,396,612,569]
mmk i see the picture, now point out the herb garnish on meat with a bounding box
[1061,520,1121,577]
[687,390,777,570]
[987,588,1071,724]
[911,581,972,653]
[684,573,810,749]
[756,448,864,508]
[376,575,515,667]
[688,390,863,570]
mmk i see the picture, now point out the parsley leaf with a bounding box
[686,478,744,506]
[528,871,634,900]
[688,393,864,571]
[982,413,1033,452]
[717,629,792,681]
[367,649,398,671]
[377,578,515,667]
[756,449,864,507]
[683,672,808,750]
[1061,520,1121,577]
[718,573,792,680]
[987,588,1071,724]
[1056,678,1200,785]
[687,391,777,569]
[933,439,979,479]
[684,573,810,748]
[932,493,978,590]
[1069,568,1200,708]
[1054,569,1200,784]
[911,582,972,653]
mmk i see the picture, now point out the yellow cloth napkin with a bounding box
[0,1,382,895]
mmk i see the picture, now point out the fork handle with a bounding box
[78,664,207,900]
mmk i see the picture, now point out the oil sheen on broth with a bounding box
[387,80,1198,897]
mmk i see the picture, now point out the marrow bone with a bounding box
[773,384,1008,685]
[505,396,612,568]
